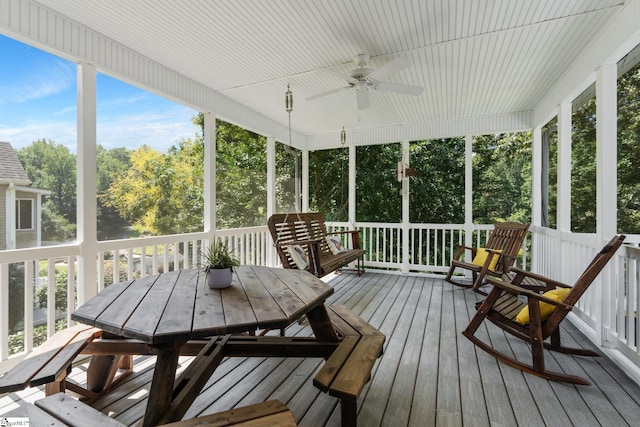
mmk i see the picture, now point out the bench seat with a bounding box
[0,325,102,396]
[268,212,364,277]
[34,393,296,427]
[313,305,385,427]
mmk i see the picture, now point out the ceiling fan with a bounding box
[307,54,424,110]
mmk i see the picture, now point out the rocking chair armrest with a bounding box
[452,245,475,260]
[485,277,573,310]
[508,267,569,290]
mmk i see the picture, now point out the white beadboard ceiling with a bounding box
[31,0,624,141]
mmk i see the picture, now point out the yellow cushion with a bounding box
[471,248,502,271]
[515,288,571,325]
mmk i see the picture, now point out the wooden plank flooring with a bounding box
[2,272,640,426]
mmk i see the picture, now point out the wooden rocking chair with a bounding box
[445,222,530,293]
[462,235,625,385]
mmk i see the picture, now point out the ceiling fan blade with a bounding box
[375,81,424,96]
[368,57,411,81]
[357,89,370,110]
[306,86,351,101]
[313,67,357,84]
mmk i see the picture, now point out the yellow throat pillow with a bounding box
[515,288,571,325]
[471,248,502,271]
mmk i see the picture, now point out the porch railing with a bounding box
[2,223,638,382]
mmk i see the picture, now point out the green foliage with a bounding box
[618,62,640,234]
[276,142,300,213]
[473,133,532,224]
[17,139,77,241]
[356,144,402,222]
[215,119,267,228]
[411,138,466,223]
[8,319,67,356]
[201,239,240,269]
[309,148,349,221]
[97,145,132,239]
[8,263,26,334]
[571,97,597,233]
[35,270,73,312]
[101,139,205,235]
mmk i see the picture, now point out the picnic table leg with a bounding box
[306,304,339,342]
[140,341,184,427]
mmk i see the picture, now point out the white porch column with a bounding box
[302,150,309,212]
[556,102,572,235]
[596,62,618,347]
[596,64,618,238]
[464,135,473,250]
[402,140,410,274]
[266,137,276,266]
[348,145,356,227]
[77,63,98,304]
[5,184,16,249]
[203,113,216,241]
[35,194,43,246]
[531,126,543,273]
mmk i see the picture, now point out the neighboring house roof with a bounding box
[0,141,31,186]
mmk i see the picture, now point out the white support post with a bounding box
[596,63,618,347]
[348,145,356,227]
[302,150,309,212]
[266,137,276,266]
[402,140,410,274]
[557,102,572,236]
[76,63,98,304]
[36,194,43,246]
[5,185,16,249]
[204,113,216,244]
[464,135,473,279]
[531,126,543,273]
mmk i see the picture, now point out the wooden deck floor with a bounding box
[2,272,640,426]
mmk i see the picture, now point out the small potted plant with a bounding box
[202,239,240,289]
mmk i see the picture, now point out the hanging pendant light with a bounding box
[340,127,347,145]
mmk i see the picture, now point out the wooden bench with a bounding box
[34,393,296,426]
[0,324,131,399]
[314,305,385,427]
[268,212,365,277]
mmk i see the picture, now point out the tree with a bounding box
[411,138,466,224]
[215,119,267,228]
[101,140,204,235]
[97,145,131,239]
[617,62,640,234]
[473,133,532,225]
[17,139,77,241]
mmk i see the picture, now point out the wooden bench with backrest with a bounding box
[462,235,625,385]
[313,305,385,427]
[33,392,297,426]
[0,324,132,399]
[445,221,530,293]
[268,212,364,277]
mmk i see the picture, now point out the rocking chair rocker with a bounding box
[462,235,625,385]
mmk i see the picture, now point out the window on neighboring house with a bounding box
[16,199,33,230]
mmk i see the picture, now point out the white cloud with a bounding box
[0,61,74,104]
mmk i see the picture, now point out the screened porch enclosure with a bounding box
[2,0,640,405]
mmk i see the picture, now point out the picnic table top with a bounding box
[72,265,334,345]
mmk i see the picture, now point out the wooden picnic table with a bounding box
[72,265,339,426]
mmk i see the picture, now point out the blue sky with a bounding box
[0,35,199,152]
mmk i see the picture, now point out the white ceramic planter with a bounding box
[207,267,233,289]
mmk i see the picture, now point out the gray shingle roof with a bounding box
[0,141,31,185]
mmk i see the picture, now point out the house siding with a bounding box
[0,183,6,250]
[15,190,37,249]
